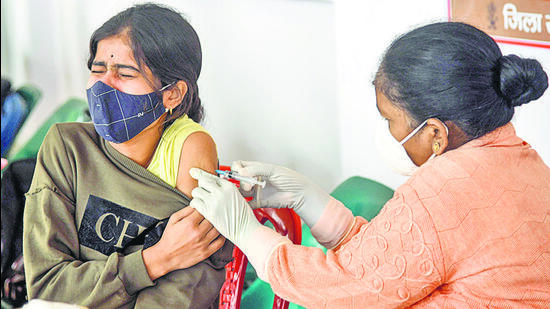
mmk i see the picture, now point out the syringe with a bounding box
[215,170,266,188]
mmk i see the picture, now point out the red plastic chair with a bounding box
[218,166,302,309]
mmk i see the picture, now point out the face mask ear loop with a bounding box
[400,119,450,146]
[399,119,429,145]
[442,121,449,136]
[159,82,176,112]
[159,81,176,92]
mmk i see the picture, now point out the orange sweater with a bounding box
[267,123,550,308]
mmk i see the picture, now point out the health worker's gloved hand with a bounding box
[189,168,290,281]
[232,161,356,249]
[231,160,331,229]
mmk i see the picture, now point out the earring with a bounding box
[169,108,173,115]
[432,142,440,153]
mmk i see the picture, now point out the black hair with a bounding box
[87,3,204,125]
[374,22,548,139]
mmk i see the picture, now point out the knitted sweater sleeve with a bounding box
[266,186,446,308]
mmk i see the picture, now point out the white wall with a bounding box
[2,0,549,192]
[184,0,340,190]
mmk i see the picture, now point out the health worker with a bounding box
[189,22,550,308]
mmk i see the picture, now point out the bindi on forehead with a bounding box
[96,36,133,59]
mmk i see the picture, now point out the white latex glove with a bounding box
[189,168,290,280]
[189,168,260,245]
[231,160,331,229]
[233,161,356,249]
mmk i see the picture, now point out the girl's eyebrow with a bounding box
[92,61,140,73]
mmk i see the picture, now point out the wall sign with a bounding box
[449,0,550,49]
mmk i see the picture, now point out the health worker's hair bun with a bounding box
[497,54,548,107]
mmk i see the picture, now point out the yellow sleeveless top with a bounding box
[147,115,211,187]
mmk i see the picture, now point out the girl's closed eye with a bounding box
[116,68,137,78]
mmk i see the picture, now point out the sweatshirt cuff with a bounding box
[310,197,354,249]
[118,249,155,295]
[240,225,291,282]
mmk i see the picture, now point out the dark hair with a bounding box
[87,3,204,125]
[374,22,548,139]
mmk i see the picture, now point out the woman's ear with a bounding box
[163,80,188,110]
[427,118,448,155]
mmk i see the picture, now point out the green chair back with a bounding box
[299,175,395,252]
[9,98,89,161]
[16,84,42,113]
[242,176,395,309]
[330,176,395,220]
[240,278,277,309]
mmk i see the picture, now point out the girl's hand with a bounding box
[142,207,225,280]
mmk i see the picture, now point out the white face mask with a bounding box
[375,119,447,176]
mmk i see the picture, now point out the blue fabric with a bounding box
[86,81,166,143]
[1,93,28,156]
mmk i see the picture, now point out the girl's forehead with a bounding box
[96,36,135,62]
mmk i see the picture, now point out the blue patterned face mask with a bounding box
[86,81,172,143]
